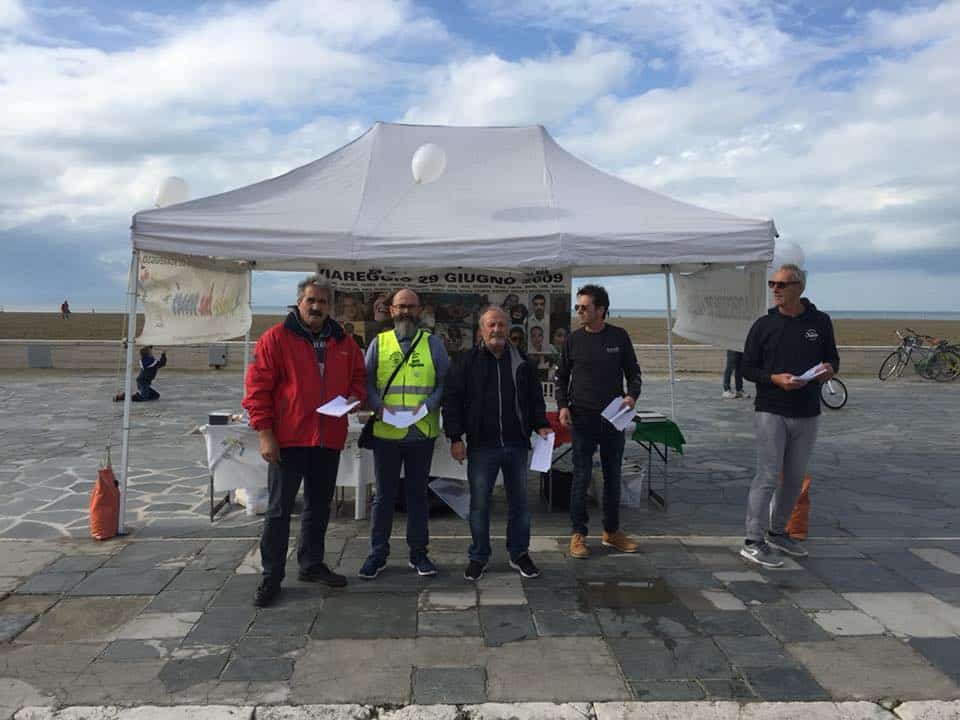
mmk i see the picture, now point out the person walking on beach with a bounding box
[556,284,642,559]
[358,288,449,580]
[243,274,366,606]
[60,299,71,319]
[740,264,839,567]
[722,350,748,399]
[443,306,551,581]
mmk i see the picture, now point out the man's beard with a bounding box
[394,317,417,338]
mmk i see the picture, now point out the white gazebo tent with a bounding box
[122,121,776,531]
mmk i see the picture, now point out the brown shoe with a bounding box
[569,533,589,559]
[602,530,639,553]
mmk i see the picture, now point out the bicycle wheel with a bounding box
[932,350,960,382]
[820,378,847,409]
[878,351,902,380]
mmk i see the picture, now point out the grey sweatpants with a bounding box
[745,411,820,542]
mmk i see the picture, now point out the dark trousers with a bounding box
[370,438,435,561]
[467,445,531,563]
[260,446,339,585]
[570,411,625,536]
[723,350,744,392]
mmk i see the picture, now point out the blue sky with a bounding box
[1,0,958,312]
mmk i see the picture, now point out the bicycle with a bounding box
[878,328,960,381]
[820,377,847,410]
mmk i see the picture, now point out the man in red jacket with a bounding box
[243,275,366,607]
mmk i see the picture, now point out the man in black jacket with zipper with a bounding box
[740,264,839,568]
[443,306,552,581]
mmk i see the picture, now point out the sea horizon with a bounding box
[2,305,959,321]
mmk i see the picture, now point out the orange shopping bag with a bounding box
[90,447,120,541]
[786,474,811,540]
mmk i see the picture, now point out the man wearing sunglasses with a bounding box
[740,264,839,568]
[556,284,643,559]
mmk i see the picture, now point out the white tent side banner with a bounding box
[671,265,767,352]
[137,252,252,345]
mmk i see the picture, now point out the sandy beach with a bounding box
[1,311,957,347]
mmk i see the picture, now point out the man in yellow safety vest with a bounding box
[358,288,451,579]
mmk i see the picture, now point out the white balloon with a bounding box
[155,176,190,208]
[771,240,805,273]
[411,144,446,184]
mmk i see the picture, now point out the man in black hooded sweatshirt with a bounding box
[740,263,839,568]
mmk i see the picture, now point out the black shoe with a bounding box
[253,581,281,607]
[298,564,347,587]
[509,553,541,579]
[464,559,487,582]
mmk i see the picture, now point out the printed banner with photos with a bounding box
[327,267,572,373]
[137,252,251,345]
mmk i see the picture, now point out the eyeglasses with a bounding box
[573,304,594,312]
[391,303,419,311]
[768,280,800,290]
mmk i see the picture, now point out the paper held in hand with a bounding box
[382,404,429,429]
[529,431,555,472]
[601,397,636,431]
[797,363,828,383]
[316,395,360,417]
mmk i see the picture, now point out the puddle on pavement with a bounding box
[576,577,674,610]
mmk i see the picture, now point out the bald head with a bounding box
[390,287,421,336]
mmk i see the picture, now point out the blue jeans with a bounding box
[370,438,435,561]
[467,445,530,563]
[260,446,339,585]
[570,412,625,536]
[723,351,744,392]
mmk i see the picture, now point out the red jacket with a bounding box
[243,313,366,450]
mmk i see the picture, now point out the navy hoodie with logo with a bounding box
[742,299,840,418]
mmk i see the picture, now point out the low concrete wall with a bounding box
[0,339,893,377]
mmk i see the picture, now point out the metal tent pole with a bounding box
[241,269,252,395]
[663,266,677,420]
[118,249,140,535]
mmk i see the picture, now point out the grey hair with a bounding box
[479,305,509,326]
[296,274,330,300]
[778,263,806,290]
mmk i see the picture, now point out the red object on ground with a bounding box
[787,474,811,540]
[545,411,573,446]
[90,462,120,541]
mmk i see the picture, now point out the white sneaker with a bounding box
[722,390,736,399]
[735,391,750,399]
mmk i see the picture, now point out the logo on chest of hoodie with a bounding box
[804,329,819,341]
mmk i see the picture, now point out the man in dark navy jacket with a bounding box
[740,264,839,568]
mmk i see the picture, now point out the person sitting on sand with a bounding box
[114,346,167,402]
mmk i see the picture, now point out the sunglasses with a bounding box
[768,280,800,290]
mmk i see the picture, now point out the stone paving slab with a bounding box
[788,637,960,701]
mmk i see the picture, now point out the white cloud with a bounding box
[403,35,632,125]
[476,0,795,72]
[0,0,26,29]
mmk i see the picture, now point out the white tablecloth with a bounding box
[200,419,468,520]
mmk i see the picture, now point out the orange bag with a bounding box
[90,448,120,541]
[787,474,812,540]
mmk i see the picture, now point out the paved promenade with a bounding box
[1,372,959,718]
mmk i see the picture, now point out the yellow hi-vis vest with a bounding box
[373,329,440,440]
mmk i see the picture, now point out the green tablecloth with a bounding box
[631,419,685,455]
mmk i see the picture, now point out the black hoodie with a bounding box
[742,299,840,418]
